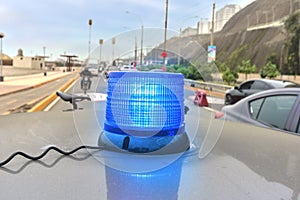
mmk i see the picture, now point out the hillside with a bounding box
[150,0,297,71]
[215,0,293,69]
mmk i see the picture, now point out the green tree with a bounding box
[266,53,279,67]
[214,60,228,73]
[284,12,300,75]
[186,65,203,80]
[220,63,228,73]
[225,44,249,70]
[177,67,189,79]
[222,67,238,85]
[238,59,256,80]
[260,61,280,79]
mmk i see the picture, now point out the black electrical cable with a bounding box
[0,145,105,167]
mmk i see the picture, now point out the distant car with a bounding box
[104,66,119,78]
[224,79,299,105]
[86,64,99,76]
[120,65,137,71]
[216,88,300,134]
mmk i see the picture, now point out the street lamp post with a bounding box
[88,19,92,61]
[126,11,144,66]
[43,46,47,76]
[163,0,169,66]
[112,37,116,65]
[210,1,216,46]
[0,33,4,82]
[99,39,104,65]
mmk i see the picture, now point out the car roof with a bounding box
[1,75,299,199]
[243,87,300,99]
[224,87,300,108]
[1,107,300,199]
[224,87,300,113]
[243,79,299,88]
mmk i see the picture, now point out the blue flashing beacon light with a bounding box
[98,71,190,154]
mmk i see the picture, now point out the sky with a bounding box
[0,0,255,62]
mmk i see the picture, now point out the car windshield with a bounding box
[107,67,119,70]
[1,0,300,199]
[87,64,98,69]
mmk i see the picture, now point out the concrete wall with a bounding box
[13,56,45,69]
[237,73,300,84]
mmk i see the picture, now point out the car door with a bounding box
[249,94,298,131]
[237,80,254,98]
[287,94,300,134]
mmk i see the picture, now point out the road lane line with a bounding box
[44,78,78,111]
[28,76,79,112]
[1,111,11,115]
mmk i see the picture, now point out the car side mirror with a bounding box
[234,86,239,90]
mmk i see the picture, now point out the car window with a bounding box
[250,95,297,129]
[87,64,98,69]
[251,81,269,90]
[107,67,119,71]
[249,98,264,118]
[240,81,254,90]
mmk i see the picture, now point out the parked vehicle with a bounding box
[104,66,119,78]
[86,64,99,76]
[224,79,298,105]
[119,65,137,71]
[216,88,300,134]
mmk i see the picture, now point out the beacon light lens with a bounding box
[100,71,190,153]
[104,71,184,137]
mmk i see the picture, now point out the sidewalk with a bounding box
[0,71,77,96]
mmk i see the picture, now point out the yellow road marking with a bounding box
[1,111,11,115]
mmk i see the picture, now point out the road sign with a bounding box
[208,46,216,63]
[161,51,167,58]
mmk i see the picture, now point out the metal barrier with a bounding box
[184,79,231,95]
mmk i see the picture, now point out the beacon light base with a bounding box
[98,130,190,154]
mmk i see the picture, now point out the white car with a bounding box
[86,64,99,76]
[120,65,137,71]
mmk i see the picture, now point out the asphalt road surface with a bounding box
[0,73,78,115]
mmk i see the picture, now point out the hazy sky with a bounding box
[0,0,255,61]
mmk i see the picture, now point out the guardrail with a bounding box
[184,79,232,98]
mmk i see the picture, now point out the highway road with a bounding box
[0,70,225,139]
[50,72,224,112]
[0,73,78,115]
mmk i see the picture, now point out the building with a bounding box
[13,55,46,69]
[181,27,198,37]
[1,53,13,65]
[12,48,50,70]
[215,4,241,32]
[197,19,212,34]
